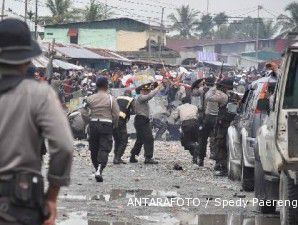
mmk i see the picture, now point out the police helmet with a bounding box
[96,76,109,89]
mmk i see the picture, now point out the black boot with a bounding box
[95,165,104,182]
[144,158,159,164]
[114,156,127,164]
[198,158,204,167]
[214,165,227,177]
[214,162,221,171]
[129,155,138,163]
[192,157,198,164]
[113,157,120,164]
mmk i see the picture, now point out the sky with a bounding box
[6,0,295,26]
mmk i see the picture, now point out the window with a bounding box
[283,52,298,109]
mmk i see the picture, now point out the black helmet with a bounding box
[205,77,216,86]
[96,76,109,89]
[217,78,234,90]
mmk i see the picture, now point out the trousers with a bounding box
[131,115,154,159]
[89,121,113,170]
[198,115,217,160]
[113,119,128,159]
[181,119,199,159]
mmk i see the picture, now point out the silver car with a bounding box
[227,77,277,191]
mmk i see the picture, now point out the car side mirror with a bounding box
[257,98,270,112]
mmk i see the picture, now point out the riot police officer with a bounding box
[213,78,237,176]
[83,76,120,182]
[172,96,200,164]
[113,90,134,164]
[0,19,73,225]
[130,82,163,164]
[193,77,217,166]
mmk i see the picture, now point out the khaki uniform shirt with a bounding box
[134,87,161,118]
[205,87,228,116]
[83,90,120,127]
[0,79,73,186]
[172,103,198,122]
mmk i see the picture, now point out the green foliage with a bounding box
[46,0,72,23]
[197,14,214,38]
[84,0,113,21]
[168,5,199,38]
[277,2,298,35]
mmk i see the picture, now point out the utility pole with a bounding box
[25,0,28,22]
[104,0,107,19]
[1,0,5,21]
[35,0,38,40]
[159,7,165,59]
[256,5,262,61]
[148,17,152,62]
[207,0,209,14]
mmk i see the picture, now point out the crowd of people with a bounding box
[63,60,278,180]
[0,18,280,225]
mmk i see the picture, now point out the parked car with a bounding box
[227,76,277,191]
[255,41,298,225]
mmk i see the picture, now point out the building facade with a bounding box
[44,18,165,52]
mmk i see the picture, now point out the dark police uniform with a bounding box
[213,78,236,176]
[83,82,120,182]
[130,83,162,164]
[113,94,134,164]
[0,19,73,225]
[172,98,199,164]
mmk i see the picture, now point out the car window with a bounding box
[283,52,298,109]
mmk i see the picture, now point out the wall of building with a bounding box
[79,28,117,50]
[117,30,148,51]
[221,43,247,54]
[44,28,69,43]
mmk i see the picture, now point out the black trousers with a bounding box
[198,115,217,160]
[181,120,199,157]
[89,121,113,170]
[113,119,128,159]
[214,121,230,169]
[131,115,154,159]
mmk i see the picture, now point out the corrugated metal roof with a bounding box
[87,48,131,62]
[53,59,84,70]
[55,46,104,59]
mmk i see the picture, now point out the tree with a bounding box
[197,14,214,38]
[84,0,113,21]
[213,12,228,28]
[46,0,72,23]
[277,2,298,35]
[259,20,275,39]
[168,5,199,38]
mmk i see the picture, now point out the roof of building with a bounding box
[166,38,201,52]
[87,48,131,62]
[44,17,162,31]
[40,42,131,62]
[55,45,104,59]
[185,38,278,48]
[241,51,282,61]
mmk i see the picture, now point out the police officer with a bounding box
[198,77,229,168]
[193,77,217,166]
[0,19,73,225]
[172,96,200,164]
[130,82,163,164]
[113,90,134,164]
[82,76,120,182]
[213,78,236,176]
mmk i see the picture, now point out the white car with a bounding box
[255,41,298,225]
